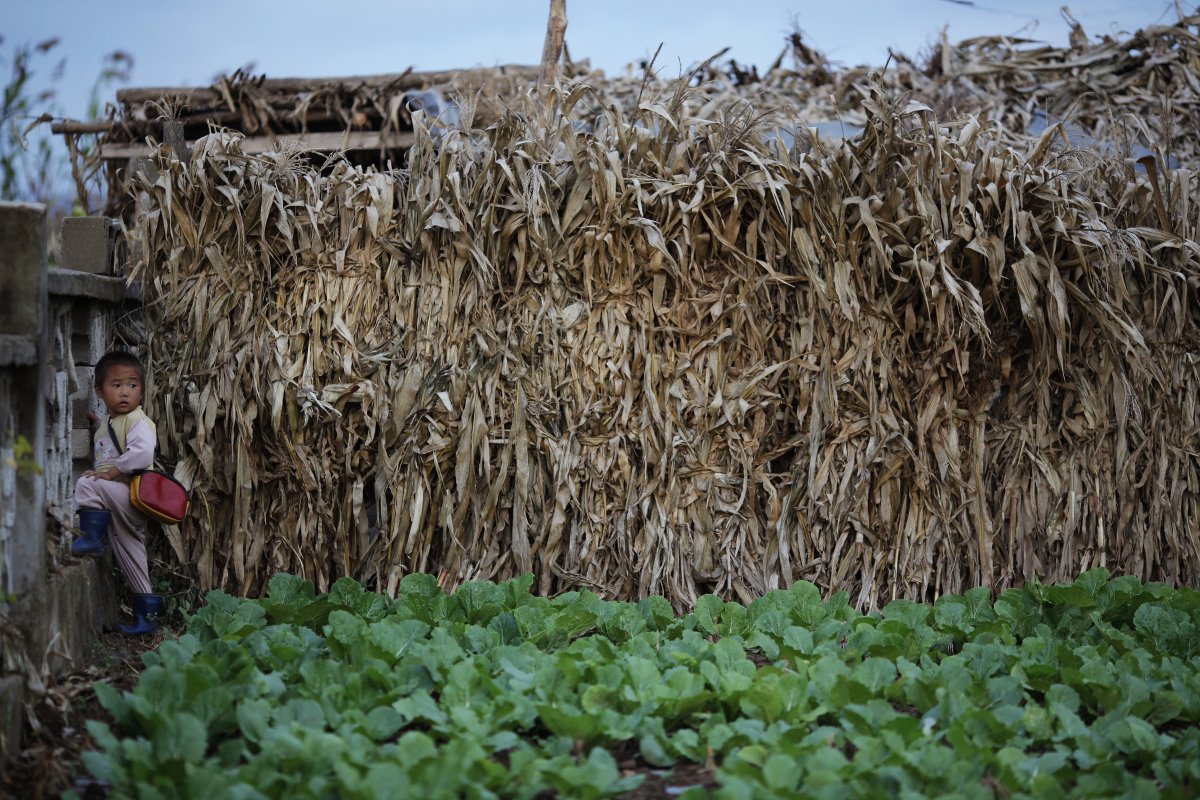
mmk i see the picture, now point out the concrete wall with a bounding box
[0,203,47,601]
[0,206,129,766]
[45,265,128,526]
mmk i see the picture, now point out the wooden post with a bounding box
[539,0,568,88]
[163,119,191,161]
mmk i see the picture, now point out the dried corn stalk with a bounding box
[127,18,1200,607]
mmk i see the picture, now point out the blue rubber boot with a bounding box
[71,508,110,556]
[115,593,164,636]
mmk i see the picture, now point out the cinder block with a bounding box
[87,315,112,366]
[72,427,93,461]
[70,302,118,349]
[70,332,91,366]
[0,203,47,337]
[52,370,69,434]
[59,217,118,275]
[70,310,112,368]
[74,365,96,398]
[72,458,91,483]
[71,301,91,333]
[72,391,94,423]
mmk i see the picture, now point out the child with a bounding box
[71,350,163,636]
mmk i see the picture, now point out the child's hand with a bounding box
[87,410,100,425]
[84,467,123,481]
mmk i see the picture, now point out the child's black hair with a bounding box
[94,351,145,387]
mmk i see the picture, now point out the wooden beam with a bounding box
[53,108,371,137]
[115,64,542,107]
[99,129,416,160]
[539,0,568,87]
[51,120,115,134]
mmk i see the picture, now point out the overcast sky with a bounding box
[3,1,1183,121]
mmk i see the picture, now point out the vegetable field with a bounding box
[80,569,1199,798]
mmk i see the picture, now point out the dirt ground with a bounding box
[611,739,721,799]
[0,627,166,800]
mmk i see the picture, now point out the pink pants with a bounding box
[74,476,152,595]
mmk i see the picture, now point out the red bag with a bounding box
[108,420,190,524]
[129,471,191,524]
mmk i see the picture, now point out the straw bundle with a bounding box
[128,21,1200,607]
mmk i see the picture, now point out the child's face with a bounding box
[96,365,144,415]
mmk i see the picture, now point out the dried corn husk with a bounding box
[127,17,1200,607]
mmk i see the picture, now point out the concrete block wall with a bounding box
[45,270,124,526]
[59,216,120,276]
[0,203,48,601]
[0,206,130,767]
[0,203,50,767]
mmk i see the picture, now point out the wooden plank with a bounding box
[99,129,417,160]
[115,64,541,106]
[53,109,360,136]
[51,120,114,134]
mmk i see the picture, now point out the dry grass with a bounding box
[125,14,1200,607]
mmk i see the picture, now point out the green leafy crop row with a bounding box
[77,569,1200,799]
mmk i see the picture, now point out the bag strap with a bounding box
[107,419,124,455]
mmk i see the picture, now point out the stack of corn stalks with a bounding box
[128,17,1200,607]
[90,12,1200,216]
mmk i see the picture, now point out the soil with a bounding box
[0,627,168,800]
[619,761,719,798]
[611,739,720,799]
